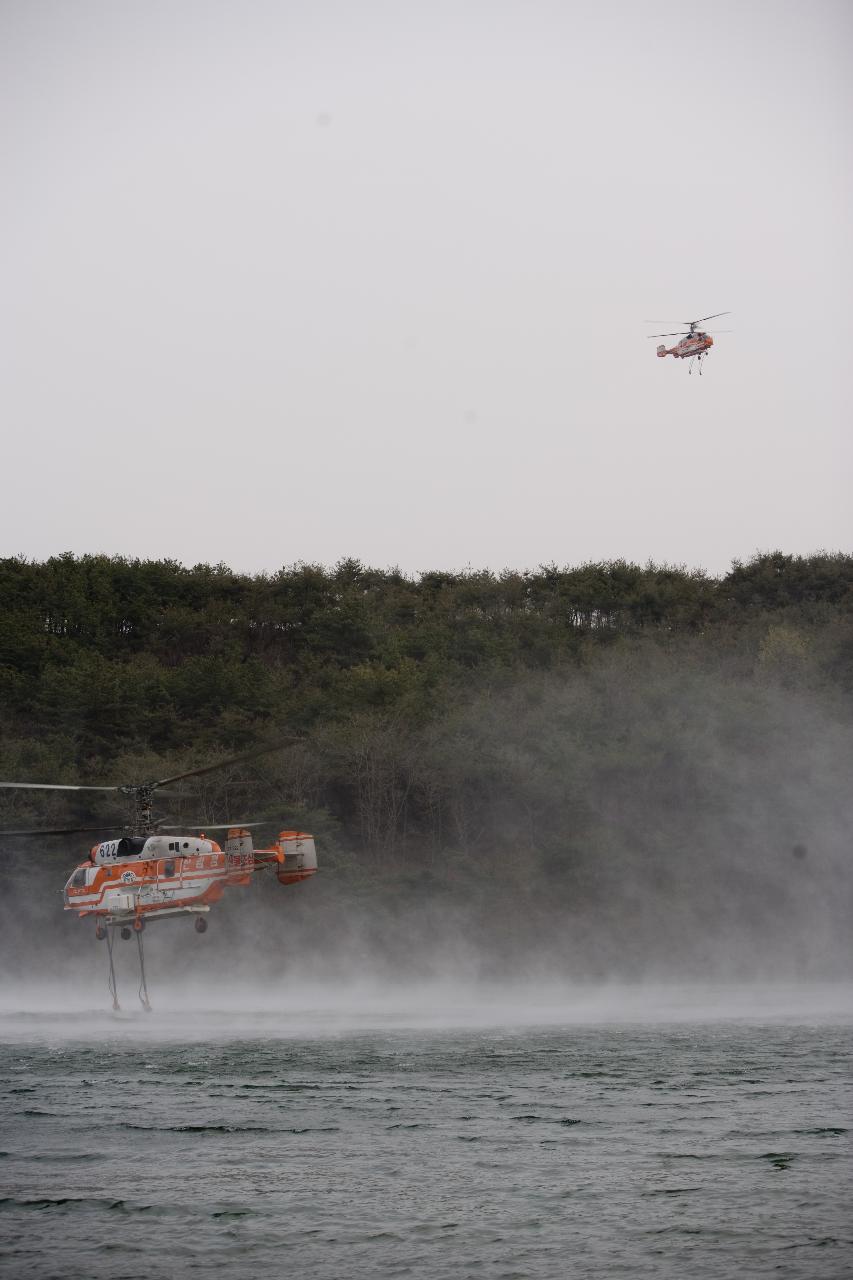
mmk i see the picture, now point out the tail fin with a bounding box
[657,344,668,358]
[275,831,318,886]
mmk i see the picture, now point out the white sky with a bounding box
[1,0,851,576]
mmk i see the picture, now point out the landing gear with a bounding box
[95,923,107,941]
[133,916,145,932]
[120,927,132,941]
[194,916,208,934]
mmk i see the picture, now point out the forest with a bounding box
[1,551,852,978]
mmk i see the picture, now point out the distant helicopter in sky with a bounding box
[646,312,732,374]
[0,743,317,1010]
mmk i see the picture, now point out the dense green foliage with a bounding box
[1,551,851,975]
[2,552,851,736]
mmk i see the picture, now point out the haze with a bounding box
[1,0,851,574]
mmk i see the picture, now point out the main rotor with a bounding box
[0,739,306,839]
[646,311,731,339]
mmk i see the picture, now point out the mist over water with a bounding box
[2,979,851,1045]
[3,656,853,994]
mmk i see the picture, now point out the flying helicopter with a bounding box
[647,311,732,374]
[0,742,318,1010]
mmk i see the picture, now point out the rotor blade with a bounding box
[150,739,306,789]
[0,782,120,792]
[0,782,188,797]
[0,825,123,838]
[156,821,271,831]
[646,313,731,326]
[647,333,687,338]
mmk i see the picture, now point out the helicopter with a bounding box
[0,742,318,1010]
[647,311,732,374]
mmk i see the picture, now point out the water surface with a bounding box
[1,986,850,1279]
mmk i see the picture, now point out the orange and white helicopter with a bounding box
[647,311,732,374]
[0,744,317,1010]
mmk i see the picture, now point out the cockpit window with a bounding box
[71,868,87,888]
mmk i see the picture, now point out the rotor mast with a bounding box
[119,785,156,837]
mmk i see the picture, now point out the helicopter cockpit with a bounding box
[64,864,97,901]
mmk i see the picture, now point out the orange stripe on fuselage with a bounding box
[66,854,234,916]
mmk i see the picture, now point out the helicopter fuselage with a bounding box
[63,830,317,927]
[657,331,713,359]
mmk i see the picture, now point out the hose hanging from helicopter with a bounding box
[105,928,120,1012]
[136,929,152,1012]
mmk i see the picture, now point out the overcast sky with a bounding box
[2,0,850,576]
